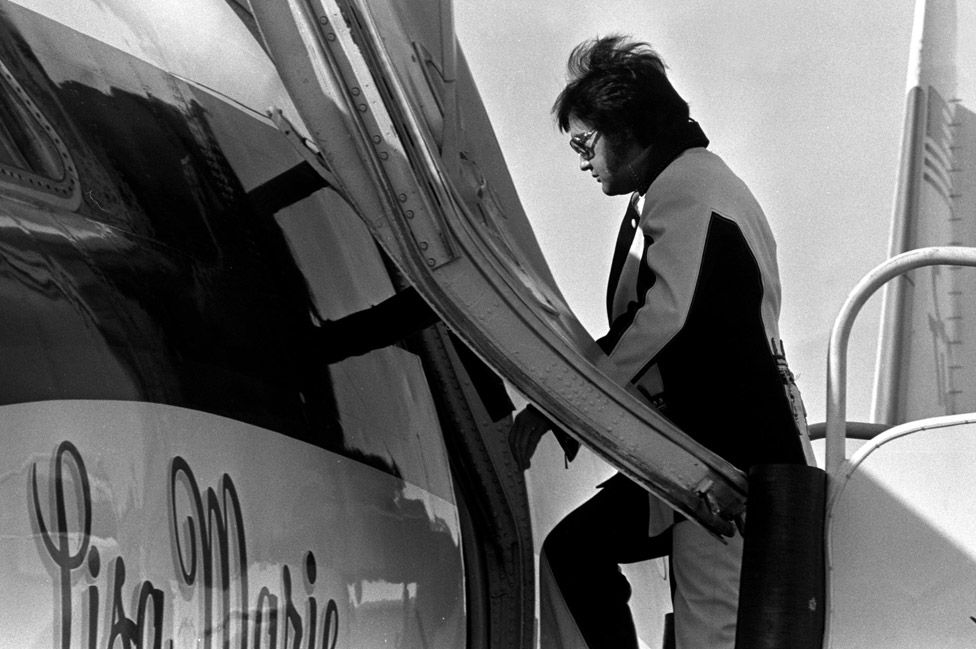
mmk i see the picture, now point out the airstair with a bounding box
[822,247,976,648]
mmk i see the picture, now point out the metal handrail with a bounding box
[825,246,976,476]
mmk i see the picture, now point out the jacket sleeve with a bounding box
[598,189,714,384]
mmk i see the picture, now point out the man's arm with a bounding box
[509,404,580,470]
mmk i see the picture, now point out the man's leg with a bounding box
[671,520,744,649]
[540,473,672,649]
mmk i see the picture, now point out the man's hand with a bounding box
[508,405,553,470]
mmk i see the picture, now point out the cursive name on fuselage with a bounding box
[30,440,339,649]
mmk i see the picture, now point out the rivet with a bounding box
[406,210,415,219]
[419,241,429,251]
[398,193,408,202]
[378,151,389,160]
[357,104,367,112]
[351,87,361,96]
[318,15,329,24]
[427,258,436,267]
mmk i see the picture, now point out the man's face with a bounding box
[568,116,647,196]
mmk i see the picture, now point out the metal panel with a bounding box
[826,415,976,648]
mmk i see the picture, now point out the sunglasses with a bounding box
[569,129,601,160]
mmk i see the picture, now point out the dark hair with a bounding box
[552,35,689,145]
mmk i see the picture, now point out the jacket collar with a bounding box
[636,119,709,196]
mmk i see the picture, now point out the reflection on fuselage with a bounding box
[0,3,472,649]
[0,4,456,478]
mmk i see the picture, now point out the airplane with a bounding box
[1,1,974,649]
[0,0,535,648]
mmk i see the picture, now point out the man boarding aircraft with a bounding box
[0,1,973,649]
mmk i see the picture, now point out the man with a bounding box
[509,35,811,649]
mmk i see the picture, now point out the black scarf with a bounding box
[636,119,709,195]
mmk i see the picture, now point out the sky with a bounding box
[455,0,976,424]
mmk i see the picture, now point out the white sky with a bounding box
[456,1,976,423]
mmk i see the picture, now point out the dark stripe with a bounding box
[599,224,656,357]
[247,161,329,215]
[605,199,640,322]
[635,232,656,299]
[314,287,439,363]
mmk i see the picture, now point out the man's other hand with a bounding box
[509,404,553,470]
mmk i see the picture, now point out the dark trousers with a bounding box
[541,473,673,649]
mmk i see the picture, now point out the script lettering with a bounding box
[170,457,249,649]
[30,441,91,649]
[29,442,341,649]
